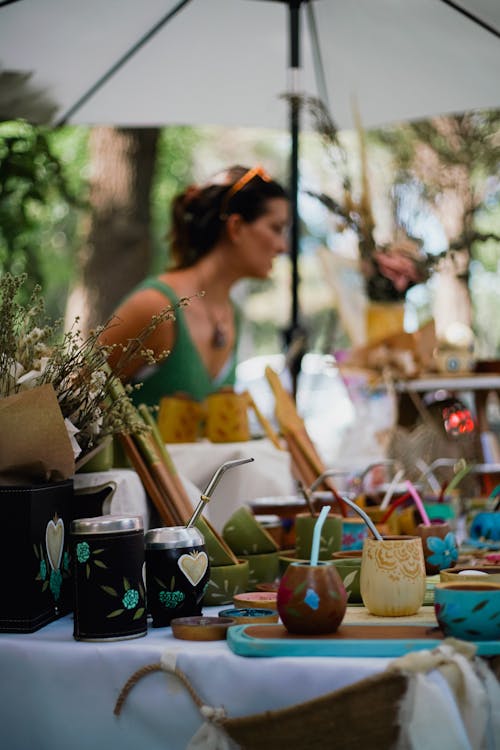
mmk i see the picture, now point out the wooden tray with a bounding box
[227,622,500,658]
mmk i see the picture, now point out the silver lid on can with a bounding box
[71,515,144,535]
[145,526,204,550]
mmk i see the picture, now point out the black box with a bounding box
[0,479,74,632]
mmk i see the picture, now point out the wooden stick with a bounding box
[118,433,179,526]
[285,431,317,490]
[245,392,283,450]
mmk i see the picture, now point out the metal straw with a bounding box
[339,495,384,541]
[186,457,254,528]
[297,480,316,516]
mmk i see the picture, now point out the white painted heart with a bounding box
[46,517,65,570]
[178,551,208,586]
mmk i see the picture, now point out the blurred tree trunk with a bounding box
[66,126,159,333]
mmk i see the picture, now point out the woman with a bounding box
[101,165,289,406]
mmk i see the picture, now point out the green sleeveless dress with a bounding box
[130,278,240,407]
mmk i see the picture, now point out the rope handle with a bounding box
[114,660,207,717]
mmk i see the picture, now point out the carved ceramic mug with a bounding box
[360,535,426,616]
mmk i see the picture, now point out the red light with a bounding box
[443,406,475,436]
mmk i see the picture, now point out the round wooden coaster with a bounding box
[170,616,236,641]
[233,591,278,610]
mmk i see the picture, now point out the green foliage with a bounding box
[150,126,201,272]
[0,121,88,318]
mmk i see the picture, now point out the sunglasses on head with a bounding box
[219,165,271,219]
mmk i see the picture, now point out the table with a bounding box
[2,606,493,750]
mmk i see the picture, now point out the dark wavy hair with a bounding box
[168,165,288,269]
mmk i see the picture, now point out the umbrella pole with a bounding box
[281,0,307,398]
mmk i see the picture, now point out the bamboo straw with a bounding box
[118,433,179,526]
[138,404,194,521]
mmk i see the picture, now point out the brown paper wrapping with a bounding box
[0,383,75,485]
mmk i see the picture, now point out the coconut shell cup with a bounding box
[434,581,500,640]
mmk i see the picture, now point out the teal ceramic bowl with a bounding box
[434,581,500,641]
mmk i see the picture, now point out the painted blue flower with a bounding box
[49,569,62,601]
[427,532,458,569]
[39,559,47,580]
[122,589,139,610]
[304,587,320,610]
[76,541,90,564]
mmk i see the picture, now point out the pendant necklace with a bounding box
[208,301,232,349]
[211,318,227,349]
[198,271,231,349]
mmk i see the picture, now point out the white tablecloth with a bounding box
[2,607,495,750]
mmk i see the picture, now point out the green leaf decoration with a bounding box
[295,580,307,595]
[472,600,488,612]
[343,571,358,588]
[42,581,49,592]
[33,544,39,559]
[123,577,130,591]
[287,607,302,618]
[170,576,176,590]
[133,607,145,620]
[154,576,166,588]
[107,609,125,618]
[93,560,107,569]
[138,582,145,599]
[101,585,118,597]
[93,549,104,555]
[35,574,41,581]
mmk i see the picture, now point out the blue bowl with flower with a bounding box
[434,581,500,641]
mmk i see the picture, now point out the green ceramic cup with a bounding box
[295,512,342,561]
[238,551,280,589]
[202,559,250,606]
[223,506,279,555]
[330,557,362,604]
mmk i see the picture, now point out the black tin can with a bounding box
[71,515,146,641]
[145,526,210,627]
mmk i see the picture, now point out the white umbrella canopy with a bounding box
[1,0,500,130]
[1,0,499,354]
